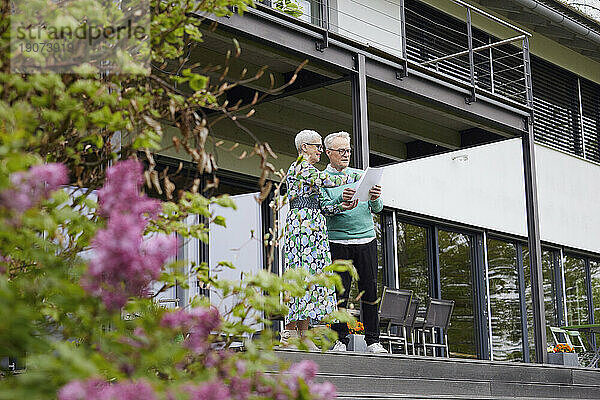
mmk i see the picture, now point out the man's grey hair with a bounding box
[324,131,351,149]
[294,129,322,152]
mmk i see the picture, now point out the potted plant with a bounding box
[547,343,579,366]
[347,321,367,352]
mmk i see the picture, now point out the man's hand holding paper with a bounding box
[350,167,384,202]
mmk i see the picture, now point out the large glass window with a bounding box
[487,238,523,362]
[396,221,429,301]
[591,260,600,324]
[563,255,589,326]
[523,248,556,360]
[439,230,476,358]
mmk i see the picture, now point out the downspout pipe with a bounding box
[512,0,600,46]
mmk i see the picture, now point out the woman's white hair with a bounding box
[324,131,351,149]
[294,129,322,152]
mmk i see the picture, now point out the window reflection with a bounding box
[563,255,589,326]
[487,238,523,362]
[591,260,600,324]
[439,230,476,358]
[523,248,556,361]
[396,221,429,301]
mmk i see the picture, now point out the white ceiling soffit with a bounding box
[479,0,600,61]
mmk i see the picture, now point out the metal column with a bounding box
[351,53,370,169]
[522,125,547,363]
[428,226,442,299]
[466,8,476,103]
[522,36,547,363]
[382,211,397,289]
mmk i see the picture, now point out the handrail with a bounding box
[449,0,532,37]
[421,35,526,66]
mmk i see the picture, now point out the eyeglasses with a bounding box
[328,148,352,156]
[304,143,323,151]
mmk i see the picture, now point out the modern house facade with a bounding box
[154,0,600,366]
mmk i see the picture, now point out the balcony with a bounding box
[261,0,532,107]
[197,0,534,146]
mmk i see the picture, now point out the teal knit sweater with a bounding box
[321,166,383,240]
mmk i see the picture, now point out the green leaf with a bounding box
[213,195,237,210]
[213,215,226,227]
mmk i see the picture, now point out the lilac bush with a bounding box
[82,160,177,310]
[161,307,221,353]
[58,378,157,400]
[0,163,68,214]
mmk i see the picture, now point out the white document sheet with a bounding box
[351,167,384,201]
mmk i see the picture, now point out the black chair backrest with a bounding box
[405,299,420,328]
[422,298,454,330]
[379,287,413,325]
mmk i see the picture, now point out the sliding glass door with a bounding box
[438,230,476,359]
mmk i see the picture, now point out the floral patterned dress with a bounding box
[284,159,360,324]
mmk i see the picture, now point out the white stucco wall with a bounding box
[536,144,600,254]
[381,138,600,254]
[381,138,528,237]
[335,0,403,58]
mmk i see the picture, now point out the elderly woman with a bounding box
[282,129,360,348]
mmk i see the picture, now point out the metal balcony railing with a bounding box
[258,0,533,108]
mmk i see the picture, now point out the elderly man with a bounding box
[321,131,388,354]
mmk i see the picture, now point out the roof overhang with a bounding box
[476,0,600,62]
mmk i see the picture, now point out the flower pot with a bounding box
[347,334,367,352]
[547,352,579,367]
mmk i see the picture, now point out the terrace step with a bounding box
[277,350,600,399]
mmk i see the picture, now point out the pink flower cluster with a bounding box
[58,378,156,400]
[58,360,336,400]
[285,360,336,400]
[161,307,221,353]
[0,163,68,214]
[178,360,335,400]
[82,160,177,310]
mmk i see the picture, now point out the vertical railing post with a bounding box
[488,37,495,94]
[577,77,587,159]
[351,53,369,169]
[398,0,408,78]
[316,0,329,51]
[466,7,476,103]
[521,36,548,364]
[522,37,534,114]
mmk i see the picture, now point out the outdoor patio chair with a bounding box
[404,298,420,355]
[378,287,413,354]
[563,329,596,367]
[413,298,454,358]
[550,326,574,350]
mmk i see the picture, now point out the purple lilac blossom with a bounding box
[82,159,176,310]
[310,382,337,400]
[58,378,156,400]
[161,307,221,353]
[0,163,68,214]
[184,381,231,400]
[283,360,337,400]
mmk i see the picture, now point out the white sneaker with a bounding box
[280,330,299,348]
[330,341,347,352]
[303,338,320,352]
[366,342,389,354]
